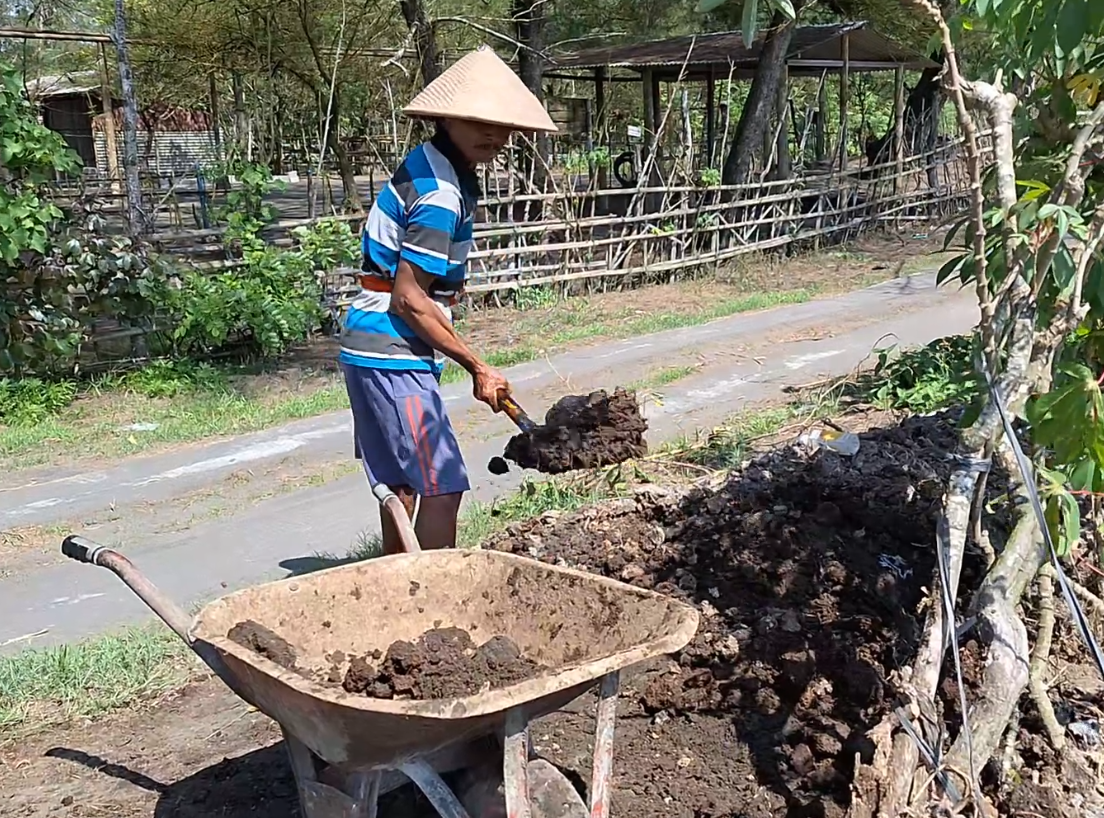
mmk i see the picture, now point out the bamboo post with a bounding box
[97,43,121,193]
[893,65,906,209]
[595,67,608,189]
[705,66,716,167]
[838,34,850,174]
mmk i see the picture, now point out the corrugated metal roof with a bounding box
[551,22,937,74]
[25,71,100,98]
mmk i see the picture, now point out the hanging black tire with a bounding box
[613,151,637,187]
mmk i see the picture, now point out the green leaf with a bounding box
[1070,458,1096,491]
[696,0,729,13]
[741,0,758,45]
[772,0,795,17]
[1058,0,1089,56]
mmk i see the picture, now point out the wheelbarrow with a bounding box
[59,483,700,818]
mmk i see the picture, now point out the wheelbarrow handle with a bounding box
[61,535,194,644]
[62,534,104,565]
[60,536,271,707]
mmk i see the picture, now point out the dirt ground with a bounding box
[12,409,1098,818]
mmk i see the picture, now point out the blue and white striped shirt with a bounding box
[339,133,479,376]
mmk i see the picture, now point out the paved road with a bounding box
[0,273,978,652]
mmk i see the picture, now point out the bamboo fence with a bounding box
[79,133,985,361]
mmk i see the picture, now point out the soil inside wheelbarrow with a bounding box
[227,620,299,670]
[501,388,647,474]
[341,628,546,700]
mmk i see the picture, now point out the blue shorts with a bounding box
[342,363,470,497]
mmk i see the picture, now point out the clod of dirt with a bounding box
[227,620,298,671]
[341,627,545,700]
[502,388,647,474]
[487,456,510,475]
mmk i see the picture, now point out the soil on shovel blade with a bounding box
[502,388,647,474]
[341,627,545,700]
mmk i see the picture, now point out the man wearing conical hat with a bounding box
[339,46,557,555]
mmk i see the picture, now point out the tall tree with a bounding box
[112,0,144,235]
[513,0,550,190]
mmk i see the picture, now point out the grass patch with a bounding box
[1,283,812,468]
[627,364,700,394]
[458,477,607,548]
[0,358,349,469]
[0,625,193,737]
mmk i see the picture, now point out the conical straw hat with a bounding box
[404,45,559,133]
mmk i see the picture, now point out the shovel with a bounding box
[499,393,537,434]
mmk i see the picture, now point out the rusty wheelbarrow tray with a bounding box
[60,514,698,818]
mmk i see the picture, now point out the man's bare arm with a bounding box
[390,259,480,373]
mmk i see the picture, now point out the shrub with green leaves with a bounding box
[0,377,78,425]
[865,335,979,414]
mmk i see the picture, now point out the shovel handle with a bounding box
[500,394,536,433]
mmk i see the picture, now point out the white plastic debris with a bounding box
[797,427,861,456]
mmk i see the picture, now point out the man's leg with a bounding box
[414,491,464,550]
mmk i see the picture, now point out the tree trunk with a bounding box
[324,89,362,212]
[721,11,799,186]
[400,0,440,88]
[864,56,944,168]
[232,71,248,158]
[513,0,549,194]
[111,0,144,237]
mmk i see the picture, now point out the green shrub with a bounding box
[120,360,228,398]
[0,377,78,425]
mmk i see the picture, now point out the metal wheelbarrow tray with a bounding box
[61,536,699,818]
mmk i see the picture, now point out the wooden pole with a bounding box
[208,72,222,151]
[705,66,716,167]
[97,43,121,192]
[649,72,661,186]
[838,33,850,173]
[641,68,657,162]
[815,74,827,163]
[595,67,608,189]
[893,65,906,197]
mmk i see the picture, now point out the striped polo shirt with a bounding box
[339,132,479,376]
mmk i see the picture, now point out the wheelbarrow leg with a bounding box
[588,672,621,818]
[503,707,532,818]
[285,729,378,818]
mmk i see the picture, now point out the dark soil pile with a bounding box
[502,388,648,474]
[490,413,972,817]
[227,620,299,671]
[341,627,545,700]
